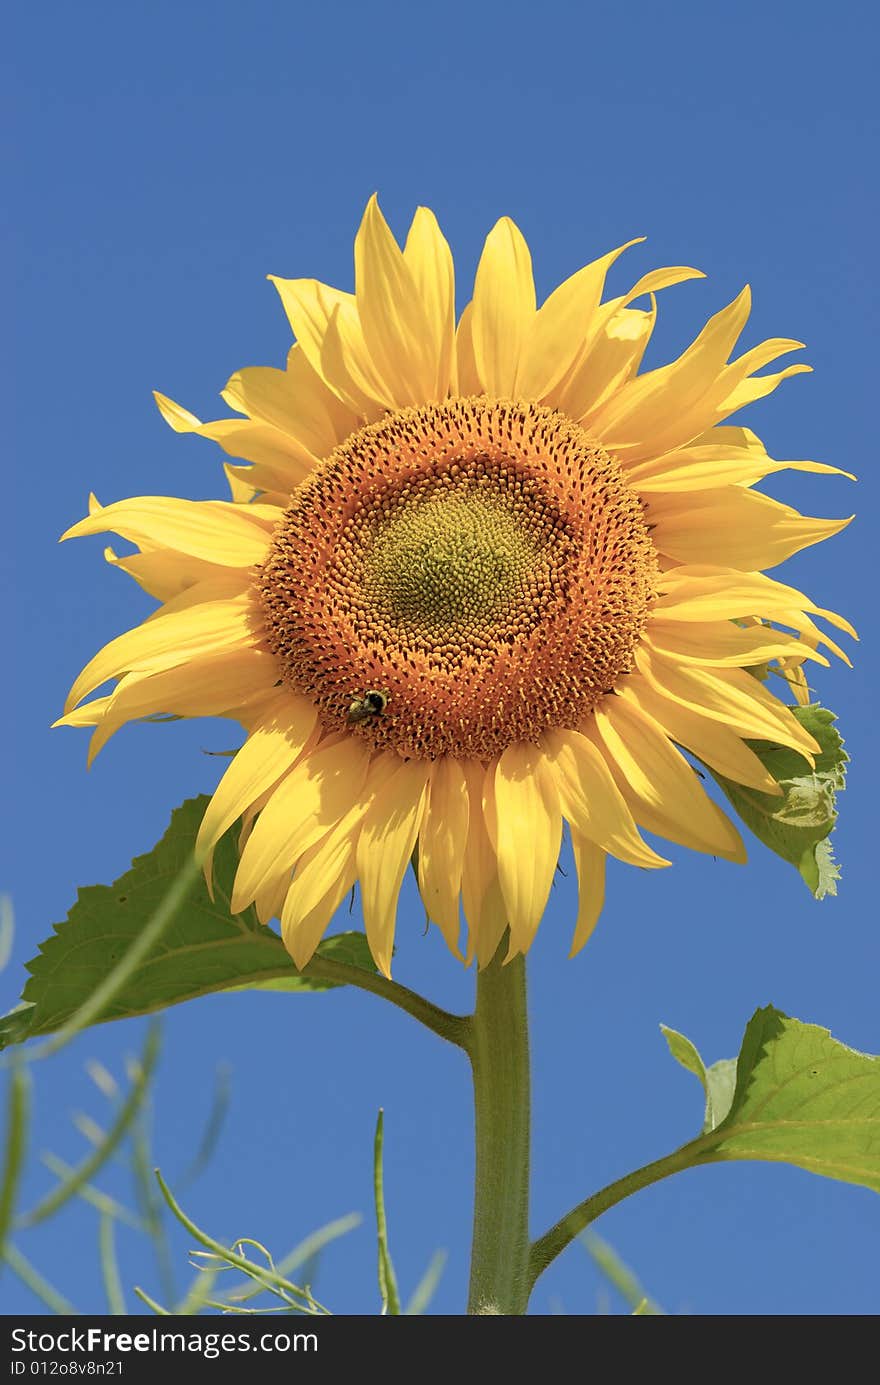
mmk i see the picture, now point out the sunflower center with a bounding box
[361,491,541,630]
[257,397,658,759]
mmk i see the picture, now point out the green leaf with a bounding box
[660,1025,736,1132]
[701,1059,738,1133]
[530,1005,879,1283]
[707,703,847,898]
[0,796,376,1051]
[670,1006,880,1191]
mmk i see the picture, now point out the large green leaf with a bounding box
[0,796,376,1050]
[667,1006,880,1191]
[708,703,846,898]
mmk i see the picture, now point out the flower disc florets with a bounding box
[257,397,658,759]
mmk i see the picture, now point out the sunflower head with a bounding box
[57,196,855,976]
[256,396,658,761]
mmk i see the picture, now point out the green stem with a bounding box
[464,945,531,1315]
[304,957,469,1047]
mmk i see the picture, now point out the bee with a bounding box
[346,689,390,725]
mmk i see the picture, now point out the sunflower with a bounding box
[57,198,855,975]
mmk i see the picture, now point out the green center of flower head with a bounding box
[257,397,658,760]
[357,487,557,637]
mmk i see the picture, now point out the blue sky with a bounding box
[5,0,877,1314]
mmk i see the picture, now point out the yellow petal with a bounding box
[221,369,321,468]
[62,496,273,568]
[65,587,255,713]
[626,423,853,488]
[629,440,855,492]
[460,760,507,968]
[646,619,830,669]
[356,758,431,977]
[196,693,319,861]
[102,544,235,602]
[153,391,313,485]
[219,461,299,499]
[285,346,360,455]
[516,239,643,401]
[569,836,606,957]
[493,744,562,955]
[591,698,745,861]
[454,302,481,395]
[404,206,456,399]
[588,287,753,459]
[719,362,811,416]
[648,486,853,569]
[471,217,535,396]
[268,276,354,378]
[254,871,293,926]
[232,735,371,911]
[320,301,393,414]
[86,649,281,765]
[268,274,388,412]
[281,753,401,964]
[635,646,819,761]
[53,696,112,729]
[417,758,469,957]
[222,351,356,463]
[560,301,656,420]
[619,675,782,794]
[768,610,851,666]
[653,566,857,640]
[622,263,708,307]
[775,659,812,707]
[282,848,358,971]
[542,729,669,868]
[355,194,435,405]
[224,464,259,503]
[554,264,705,420]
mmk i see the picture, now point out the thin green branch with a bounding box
[583,1231,664,1315]
[3,1244,77,1315]
[154,1169,330,1315]
[404,1250,447,1315]
[303,956,470,1047]
[72,1113,111,1149]
[202,1299,291,1314]
[373,1110,400,1314]
[0,1063,30,1257]
[99,1212,127,1315]
[528,1140,711,1287]
[18,1025,160,1228]
[40,1154,143,1230]
[180,1062,231,1187]
[133,1285,170,1315]
[130,1100,177,1307]
[230,1214,360,1304]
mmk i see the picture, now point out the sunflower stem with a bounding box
[465,943,531,1315]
